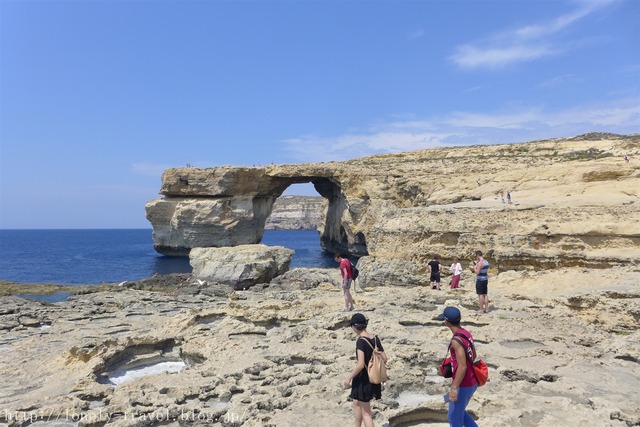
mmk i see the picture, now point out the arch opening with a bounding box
[260,177,367,260]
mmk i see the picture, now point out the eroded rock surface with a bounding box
[189,245,294,290]
[145,134,640,284]
[1,267,638,427]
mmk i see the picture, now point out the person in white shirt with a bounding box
[450,257,462,289]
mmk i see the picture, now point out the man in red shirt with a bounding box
[335,254,354,312]
[437,306,479,426]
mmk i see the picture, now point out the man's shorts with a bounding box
[342,278,352,290]
[476,279,488,295]
[430,273,441,283]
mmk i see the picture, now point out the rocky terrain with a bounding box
[264,196,325,230]
[145,133,640,286]
[2,133,639,427]
[1,265,638,427]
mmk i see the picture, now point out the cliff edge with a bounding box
[145,133,640,286]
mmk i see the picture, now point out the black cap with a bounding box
[350,313,367,326]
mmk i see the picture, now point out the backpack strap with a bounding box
[451,332,480,383]
[358,336,378,351]
[453,332,477,361]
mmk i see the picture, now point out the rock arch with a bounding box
[145,135,640,286]
[145,167,366,257]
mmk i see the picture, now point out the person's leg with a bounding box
[448,399,464,427]
[480,294,488,312]
[460,385,478,427]
[463,411,478,427]
[359,400,375,427]
[475,281,483,312]
[347,288,354,310]
[353,400,363,427]
[448,386,478,427]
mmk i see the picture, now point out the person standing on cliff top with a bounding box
[428,255,441,290]
[335,254,354,312]
[473,251,489,313]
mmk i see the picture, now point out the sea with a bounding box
[0,229,336,300]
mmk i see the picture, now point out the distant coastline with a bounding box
[264,195,325,230]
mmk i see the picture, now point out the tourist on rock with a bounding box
[507,191,512,204]
[335,253,354,312]
[437,306,479,427]
[428,255,441,290]
[473,251,489,313]
[344,313,387,427]
[450,257,462,289]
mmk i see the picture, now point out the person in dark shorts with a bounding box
[344,313,388,427]
[428,255,441,290]
[473,250,489,313]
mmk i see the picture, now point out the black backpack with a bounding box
[350,261,359,280]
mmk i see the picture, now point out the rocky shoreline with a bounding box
[1,266,639,427]
[2,133,639,426]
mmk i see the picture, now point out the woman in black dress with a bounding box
[343,313,388,427]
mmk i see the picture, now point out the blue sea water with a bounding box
[0,229,335,287]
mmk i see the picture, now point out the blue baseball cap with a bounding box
[437,306,461,323]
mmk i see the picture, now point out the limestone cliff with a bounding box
[145,133,640,285]
[264,196,325,230]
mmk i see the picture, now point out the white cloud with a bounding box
[408,29,425,40]
[283,99,640,162]
[543,103,640,127]
[450,0,616,69]
[462,85,486,93]
[514,0,611,39]
[451,44,557,69]
[443,109,544,130]
[537,74,584,88]
[283,131,453,163]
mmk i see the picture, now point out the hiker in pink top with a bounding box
[335,253,354,312]
[437,306,479,427]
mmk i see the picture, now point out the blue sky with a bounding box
[1,0,638,229]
